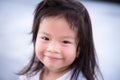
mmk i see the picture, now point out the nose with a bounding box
[46,41,61,53]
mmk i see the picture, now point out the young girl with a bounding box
[18,0,103,80]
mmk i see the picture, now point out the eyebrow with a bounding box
[39,31,50,36]
[62,36,76,40]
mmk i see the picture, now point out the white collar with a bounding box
[25,68,86,80]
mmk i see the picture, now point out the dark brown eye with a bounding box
[63,41,71,44]
[41,37,49,41]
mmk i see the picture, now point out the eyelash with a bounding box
[41,36,49,41]
[62,40,71,44]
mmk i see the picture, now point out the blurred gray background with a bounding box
[0,0,120,80]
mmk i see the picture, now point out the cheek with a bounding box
[35,40,46,60]
[64,47,76,63]
[67,52,76,61]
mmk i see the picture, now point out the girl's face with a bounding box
[35,17,77,72]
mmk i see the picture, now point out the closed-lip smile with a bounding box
[44,55,63,60]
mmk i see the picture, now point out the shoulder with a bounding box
[18,74,39,80]
[18,71,42,80]
[57,69,86,80]
[18,75,27,80]
[77,72,87,80]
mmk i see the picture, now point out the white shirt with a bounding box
[18,69,86,80]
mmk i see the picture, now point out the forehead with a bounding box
[39,16,77,37]
[41,16,77,29]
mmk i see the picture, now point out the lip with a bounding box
[44,55,63,60]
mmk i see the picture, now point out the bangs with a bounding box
[35,1,84,31]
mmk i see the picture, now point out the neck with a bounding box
[40,67,71,80]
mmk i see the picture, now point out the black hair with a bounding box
[18,0,103,80]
